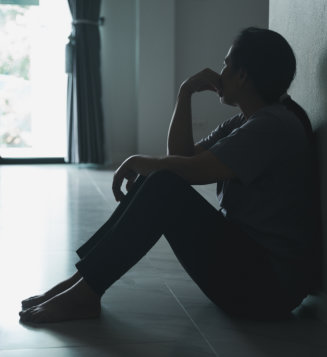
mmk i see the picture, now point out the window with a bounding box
[0,0,70,158]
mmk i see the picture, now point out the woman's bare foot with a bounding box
[21,271,82,309]
[19,278,101,323]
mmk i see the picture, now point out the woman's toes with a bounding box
[21,295,44,309]
[21,297,33,307]
[19,307,33,321]
[22,296,34,304]
[20,306,42,323]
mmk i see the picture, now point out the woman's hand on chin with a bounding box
[180,68,222,96]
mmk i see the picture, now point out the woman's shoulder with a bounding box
[249,103,307,137]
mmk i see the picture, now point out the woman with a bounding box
[20,27,319,323]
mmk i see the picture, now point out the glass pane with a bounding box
[0,0,71,158]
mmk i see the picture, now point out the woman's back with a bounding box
[198,103,318,296]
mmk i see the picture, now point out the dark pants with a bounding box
[76,170,303,319]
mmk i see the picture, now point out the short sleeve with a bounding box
[208,114,290,185]
[196,114,243,150]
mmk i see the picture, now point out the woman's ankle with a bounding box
[78,278,101,302]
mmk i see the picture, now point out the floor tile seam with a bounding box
[145,252,219,354]
[163,282,220,357]
[145,254,190,276]
[145,255,197,296]
[144,255,189,284]
[143,256,210,314]
[133,255,184,295]
[84,169,110,203]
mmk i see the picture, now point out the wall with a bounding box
[270,0,327,322]
[100,0,137,165]
[137,0,176,156]
[100,0,269,164]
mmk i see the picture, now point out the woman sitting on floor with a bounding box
[20,27,319,323]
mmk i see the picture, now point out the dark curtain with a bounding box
[66,0,104,164]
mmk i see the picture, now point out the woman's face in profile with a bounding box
[219,46,240,107]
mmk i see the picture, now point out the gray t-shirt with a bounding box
[197,103,316,293]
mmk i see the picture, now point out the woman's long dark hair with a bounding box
[282,96,314,143]
[230,27,313,143]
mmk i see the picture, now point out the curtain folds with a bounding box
[66,0,104,164]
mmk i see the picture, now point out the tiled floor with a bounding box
[0,164,327,356]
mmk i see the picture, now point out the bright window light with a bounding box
[0,0,71,158]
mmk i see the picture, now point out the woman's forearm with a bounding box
[167,88,195,156]
[128,153,231,186]
[167,69,221,157]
